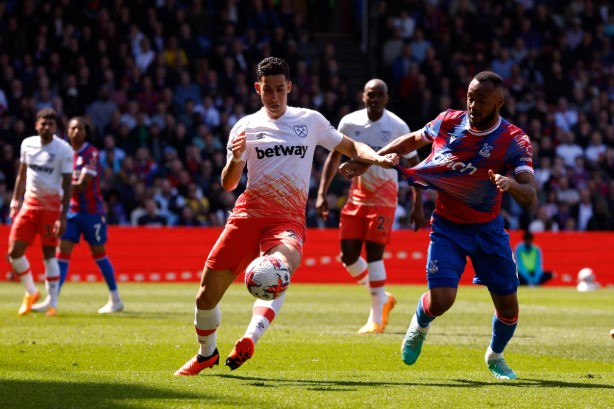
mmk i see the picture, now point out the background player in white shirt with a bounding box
[175,57,399,376]
[316,79,425,334]
[7,108,73,316]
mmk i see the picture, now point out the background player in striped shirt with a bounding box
[32,117,123,314]
[7,108,73,316]
[340,71,537,380]
[175,57,399,376]
[316,79,425,334]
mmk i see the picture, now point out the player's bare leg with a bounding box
[401,287,456,365]
[8,240,40,316]
[175,266,236,376]
[226,244,300,370]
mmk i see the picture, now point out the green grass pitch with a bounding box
[1,282,613,409]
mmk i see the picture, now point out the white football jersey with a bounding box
[20,135,73,210]
[227,106,343,220]
[338,109,414,207]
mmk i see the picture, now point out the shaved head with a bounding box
[362,78,389,121]
[364,79,388,94]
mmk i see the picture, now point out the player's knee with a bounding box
[428,300,453,316]
[496,306,519,320]
[340,253,359,266]
[428,294,456,316]
[8,249,24,260]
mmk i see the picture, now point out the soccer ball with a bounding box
[244,255,290,300]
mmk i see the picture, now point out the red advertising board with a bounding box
[1,226,613,286]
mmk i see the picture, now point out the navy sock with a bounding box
[58,259,69,288]
[95,256,118,291]
[490,312,518,354]
[416,292,436,328]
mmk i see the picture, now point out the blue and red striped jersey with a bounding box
[70,142,104,215]
[398,109,533,224]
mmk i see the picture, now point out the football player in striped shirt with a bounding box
[340,71,537,380]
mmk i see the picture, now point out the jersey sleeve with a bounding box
[421,110,449,143]
[20,139,27,162]
[508,131,534,175]
[61,143,73,174]
[84,148,99,176]
[337,115,350,137]
[226,116,249,163]
[314,111,344,151]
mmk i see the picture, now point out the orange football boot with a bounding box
[225,338,254,370]
[174,349,220,376]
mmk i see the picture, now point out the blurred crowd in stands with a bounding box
[0,0,613,231]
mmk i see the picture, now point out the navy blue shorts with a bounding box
[425,213,518,296]
[62,213,108,245]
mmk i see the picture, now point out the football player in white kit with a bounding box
[175,57,400,375]
[316,79,425,334]
[7,108,73,316]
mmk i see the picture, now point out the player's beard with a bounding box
[40,130,54,142]
[469,106,497,130]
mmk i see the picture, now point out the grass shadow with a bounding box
[216,373,614,391]
[0,379,230,409]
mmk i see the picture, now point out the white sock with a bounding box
[110,289,121,303]
[411,313,430,334]
[485,346,502,363]
[367,260,387,324]
[344,257,369,287]
[44,258,60,308]
[11,256,39,295]
[244,293,286,345]
[195,305,221,357]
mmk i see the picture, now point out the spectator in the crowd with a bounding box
[136,198,168,227]
[554,97,578,133]
[528,205,559,233]
[555,130,584,168]
[573,188,594,231]
[87,86,117,136]
[585,131,607,166]
[586,196,614,231]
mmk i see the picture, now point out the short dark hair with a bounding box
[473,71,504,89]
[36,108,57,122]
[256,57,289,81]
[523,231,533,241]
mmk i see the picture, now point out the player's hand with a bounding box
[379,153,400,168]
[488,169,511,192]
[315,194,329,220]
[410,206,426,232]
[339,160,370,179]
[9,206,20,221]
[231,130,247,162]
[54,217,67,237]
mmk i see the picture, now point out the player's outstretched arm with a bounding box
[377,130,428,157]
[488,169,537,209]
[221,131,247,191]
[335,136,399,167]
[339,131,427,179]
[335,136,398,179]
